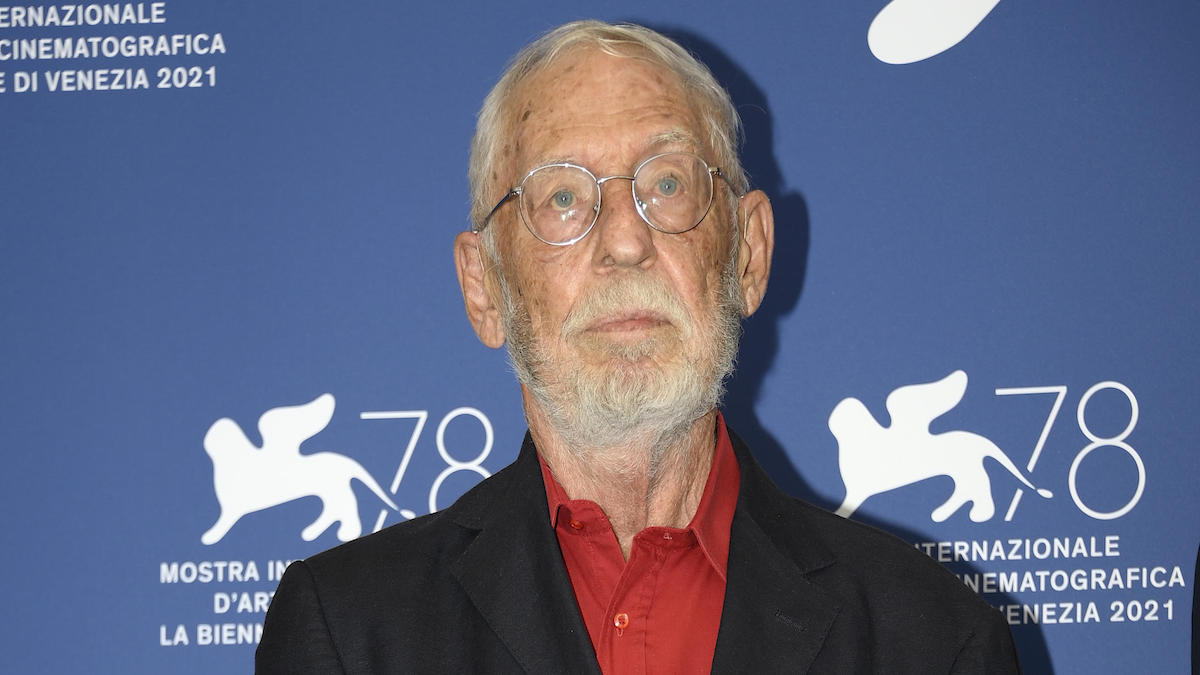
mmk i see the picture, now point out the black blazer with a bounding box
[257,430,1021,673]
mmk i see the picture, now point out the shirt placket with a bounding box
[601,540,654,675]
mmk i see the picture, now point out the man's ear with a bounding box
[454,231,507,349]
[735,189,775,317]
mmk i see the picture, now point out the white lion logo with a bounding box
[830,370,1052,522]
[201,393,398,545]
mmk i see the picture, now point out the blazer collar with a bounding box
[711,430,842,674]
[447,433,601,675]
[445,427,842,674]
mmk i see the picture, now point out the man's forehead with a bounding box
[504,49,707,169]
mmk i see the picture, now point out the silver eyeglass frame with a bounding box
[474,151,743,247]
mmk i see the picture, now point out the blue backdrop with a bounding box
[2,1,1196,672]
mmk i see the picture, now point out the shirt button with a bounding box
[568,519,584,530]
[613,612,629,629]
[662,532,672,540]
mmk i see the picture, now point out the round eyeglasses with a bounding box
[476,152,742,246]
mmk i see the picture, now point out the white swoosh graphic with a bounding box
[868,0,1002,65]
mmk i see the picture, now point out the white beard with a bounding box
[497,247,744,461]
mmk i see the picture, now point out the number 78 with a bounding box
[994,382,1143,521]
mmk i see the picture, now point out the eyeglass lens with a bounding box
[519,153,713,245]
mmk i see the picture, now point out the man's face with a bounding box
[489,48,744,451]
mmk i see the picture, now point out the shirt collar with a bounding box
[537,412,741,579]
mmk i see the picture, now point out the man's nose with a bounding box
[590,178,656,270]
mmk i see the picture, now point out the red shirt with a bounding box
[539,414,741,674]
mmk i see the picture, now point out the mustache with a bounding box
[560,275,692,340]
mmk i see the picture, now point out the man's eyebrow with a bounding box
[512,155,577,183]
[647,129,702,151]
[527,155,575,167]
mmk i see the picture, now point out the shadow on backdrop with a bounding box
[658,27,816,505]
[652,23,1053,673]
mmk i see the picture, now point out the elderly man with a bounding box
[257,20,1021,674]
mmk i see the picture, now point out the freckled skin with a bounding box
[492,48,736,372]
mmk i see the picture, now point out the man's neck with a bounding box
[523,388,718,559]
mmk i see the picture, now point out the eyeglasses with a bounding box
[476,152,742,246]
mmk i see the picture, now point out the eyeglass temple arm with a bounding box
[710,167,746,199]
[474,188,522,233]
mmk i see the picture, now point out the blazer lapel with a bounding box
[712,433,842,674]
[449,435,601,675]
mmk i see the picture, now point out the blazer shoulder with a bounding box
[728,429,989,618]
[791,501,1020,672]
[790,498,1002,627]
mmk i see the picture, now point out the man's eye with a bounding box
[656,176,679,196]
[552,190,576,209]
